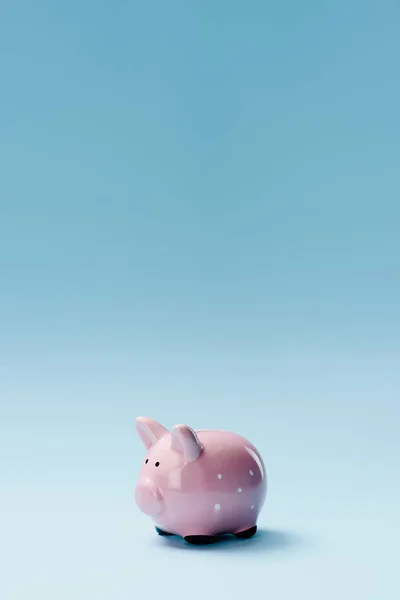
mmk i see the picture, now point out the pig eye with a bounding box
[155,461,160,467]
[145,459,148,464]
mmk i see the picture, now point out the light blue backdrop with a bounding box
[1,1,399,599]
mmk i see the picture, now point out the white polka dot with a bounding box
[250,504,255,510]
[237,487,242,493]
[217,473,223,480]
[249,470,254,476]
[214,503,221,511]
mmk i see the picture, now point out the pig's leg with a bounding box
[184,535,218,545]
[155,526,174,536]
[233,525,257,539]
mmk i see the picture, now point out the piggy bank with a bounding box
[134,416,267,544]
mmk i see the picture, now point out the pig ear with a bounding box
[135,416,168,449]
[171,424,202,462]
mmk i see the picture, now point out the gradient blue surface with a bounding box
[1,1,399,598]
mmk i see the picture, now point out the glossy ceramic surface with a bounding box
[134,416,267,541]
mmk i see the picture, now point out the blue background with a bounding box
[1,1,399,598]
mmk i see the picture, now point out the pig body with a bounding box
[134,417,267,544]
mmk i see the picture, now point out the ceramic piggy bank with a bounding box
[134,416,267,545]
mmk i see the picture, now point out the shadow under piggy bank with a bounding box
[154,527,306,556]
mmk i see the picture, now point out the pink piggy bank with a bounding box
[134,416,267,545]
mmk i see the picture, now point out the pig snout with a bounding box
[135,482,164,516]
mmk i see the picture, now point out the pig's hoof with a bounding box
[155,526,174,536]
[234,526,257,539]
[184,535,217,545]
